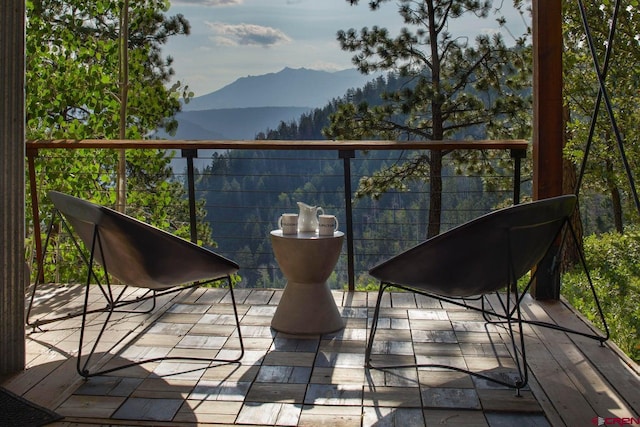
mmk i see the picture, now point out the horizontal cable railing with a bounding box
[26,139,529,291]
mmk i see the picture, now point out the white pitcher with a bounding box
[297,202,324,232]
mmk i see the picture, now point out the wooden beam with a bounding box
[0,0,26,377]
[531,0,564,299]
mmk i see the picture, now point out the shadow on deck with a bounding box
[3,286,639,426]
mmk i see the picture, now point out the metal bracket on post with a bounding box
[182,149,198,243]
[339,149,356,291]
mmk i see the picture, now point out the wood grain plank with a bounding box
[537,297,640,413]
[519,295,633,425]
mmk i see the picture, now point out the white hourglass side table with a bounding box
[269,230,345,335]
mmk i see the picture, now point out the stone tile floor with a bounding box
[34,287,551,426]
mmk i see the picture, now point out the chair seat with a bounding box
[369,195,577,297]
[48,191,238,290]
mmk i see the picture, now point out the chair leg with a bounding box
[78,272,245,378]
[365,283,389,367]
[523,221,609,343]
[77,265,115,377]
[480,222,609,345]
[77,229,111,377]
[224,277,245,362]
[27,211,157,330]
[26,211,59,330]
[366,281,528,392]
[503,279,528,394]
[511,230,607,343]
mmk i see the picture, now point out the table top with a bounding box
[270,230,344,239]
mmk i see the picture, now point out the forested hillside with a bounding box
[195,149,513,289]
[255,73,411,140]
[192,72,519,288]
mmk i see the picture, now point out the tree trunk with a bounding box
[611,187,623,233]
[116,0,129,213]
[426,0,443,239]
[607,158,624,233]
[562,156,583,273]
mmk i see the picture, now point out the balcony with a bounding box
[5,286,639,426]
[3,140,638,426]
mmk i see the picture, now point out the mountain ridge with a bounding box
[182,67,376,111]
[157,106,311,140]
[159,67,379,141]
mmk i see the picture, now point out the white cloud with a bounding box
[206,22,292,47]
[308,60,345,72]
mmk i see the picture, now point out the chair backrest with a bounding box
[49,191,239,290]
[369,195,577,297]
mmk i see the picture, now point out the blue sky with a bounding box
[165,0,529,97]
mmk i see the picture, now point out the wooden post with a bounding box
[531,0,564,299]
[0,0,26,377]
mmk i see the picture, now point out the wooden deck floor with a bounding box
[3,286,639,426]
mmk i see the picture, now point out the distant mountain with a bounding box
[183,67,377,111]
[157,106,311,140]
[158,67,380,143]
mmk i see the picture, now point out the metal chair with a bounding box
[27,191,244,377]
[365,195,608,392]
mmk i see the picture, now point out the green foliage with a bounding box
[352,277,384,292]
[326,0,532,236]
[26,0,191,140]
[562,1,640,233]
[562,227,640,362]
[25,1,212,284]
[328,7,532,141]
[196,148,516,289]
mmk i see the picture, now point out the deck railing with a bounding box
[26,139,528,291]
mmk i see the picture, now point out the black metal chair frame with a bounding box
[27,191,245,378]
[365,195,609,394]
[27,209,158,330]
[479,220,609,343]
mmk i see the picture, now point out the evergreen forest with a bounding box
[189,73,522,289]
